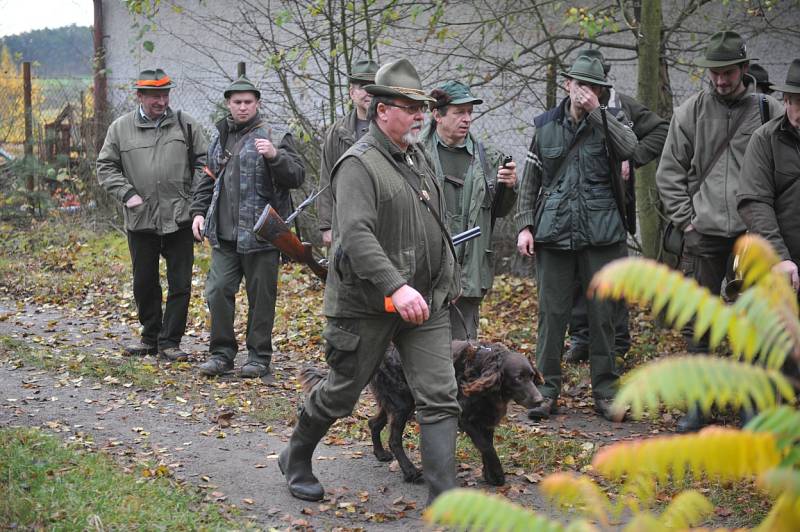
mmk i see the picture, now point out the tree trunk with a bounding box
[635,0,663,259]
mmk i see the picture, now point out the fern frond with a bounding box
[589,255,799,369]
[756,492,800,532]
[593,427,781,484]
[747,406,800,461]
[618,474,658,514]
[622,513,662,532]
[760,468,800,498]
[658,489,714,529]
[424,488,567,531]
[612,356,794,419]
[540,472,611,526]
[735,235,799,317]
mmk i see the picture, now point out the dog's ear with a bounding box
[451,340,475,359]
[533,366,544,385]
[460,344,502,396]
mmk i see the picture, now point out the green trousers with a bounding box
[534,243,626,400]
[205,240,279,365]
[304,308,460,426]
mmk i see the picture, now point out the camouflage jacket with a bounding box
[191,113,305,253]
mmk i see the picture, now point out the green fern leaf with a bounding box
[593,427,781,484]
[540,472,611,526]
[613,356,794,419]
[748,406,800,461]
[622,513,661,532]
[658,490,714,529]
[425,488,567,531]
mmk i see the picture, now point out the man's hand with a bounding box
[621,160,630,181]
[572,84,600,112]
[517,227,535,257]
[255,138,277,159]
[125,194,144,208]
[192,215,205,242]
[321,229,332,247]
[390,284,430,325]
[497,161,517,188]
[773,260,800,291]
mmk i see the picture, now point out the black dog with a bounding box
[300,340,543,486]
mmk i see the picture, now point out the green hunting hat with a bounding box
[770,58,800,94]
[432,80,483,109]
[364,59,435,103]
[695,31,756,68]
[348,59,380,83]
[576,48,610,75]
[133,68,176,90]
[560,56,612,87]
[224,76,261,99]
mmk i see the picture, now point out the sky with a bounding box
[0,0,93,38]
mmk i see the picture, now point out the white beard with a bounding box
[402,121,424,146]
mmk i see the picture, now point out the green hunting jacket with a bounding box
[737,113,800,263]
[420,125,516,298]
[317,109,365,233]
[516,98,638,249]
[656,81,782,237]
[97,107,207,234]
[324,123,459,318]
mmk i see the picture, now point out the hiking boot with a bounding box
[198,357,234,377]
[124,341,157,357]
[240,361,269,379]
[278,410,334,501]
[594,398,627,422]
[676,405,707,433]
[564,344,589,364]
[159,347,189,362]
[527,397,558,420]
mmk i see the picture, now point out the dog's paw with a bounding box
[404,468,424,484]
[374,449,393,462]
[483,468,505,486]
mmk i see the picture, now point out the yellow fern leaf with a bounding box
[593,427,781,484]
[622,513,661,532]
[659,489,714,529]
[613,356,794,419]
[540,472,611,526]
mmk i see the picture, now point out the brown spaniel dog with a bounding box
[300,340,544,486]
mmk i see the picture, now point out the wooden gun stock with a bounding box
[253,205,328,281]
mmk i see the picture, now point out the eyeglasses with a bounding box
[383,102,427,115]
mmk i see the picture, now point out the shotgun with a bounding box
[253,204,328,280]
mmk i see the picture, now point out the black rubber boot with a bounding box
[420,417,458,506]
[278,409,334,501]
[676,404,707,433]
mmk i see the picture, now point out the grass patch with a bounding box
[0,427,252,530]
[0,336,162,389]
[249,393,295,424]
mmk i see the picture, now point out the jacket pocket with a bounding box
[322,320,360,378]
[534,192,567,243]
[585,196,624,246]
[584,142,610,184]
[123,201,152,231]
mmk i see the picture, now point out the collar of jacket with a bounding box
[432,129,475,155]
[135,106,171,128]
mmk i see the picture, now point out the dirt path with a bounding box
[0,299,658,530]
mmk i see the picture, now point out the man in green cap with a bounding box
[279,59,461,505]
[317,59,379,247]
[97,68,207,362]
[420,80,517,339]
[516,56,638,421]
[564,48,669,364]
[656,30,782,432]
[191,76,305,378]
